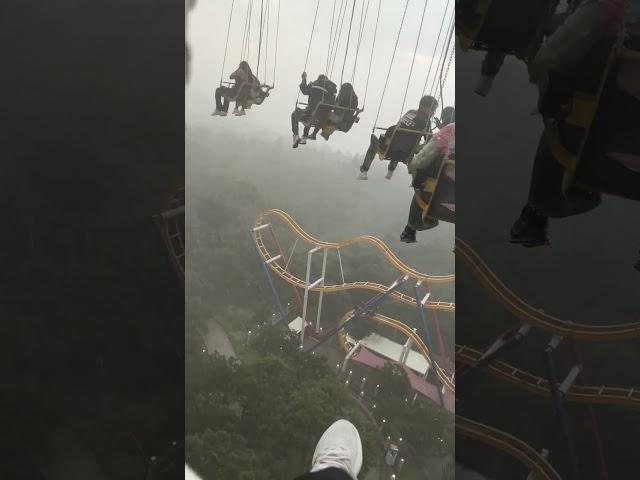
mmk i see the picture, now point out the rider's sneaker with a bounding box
[211,110,227,116]
[356,171,368,180]
[510,206,550,247]
[310,419,362,480]
[400,226,417,243]
[298,136,307,145]
[234,108,246,116]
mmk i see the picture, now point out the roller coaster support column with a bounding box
[315,248,329,334]
[341,340,362,375]
[526,449,550,480]
[305,276,409,353]
[413,282,436,366]
[569,340,609,480]
[301,246,324,348]
[457,324,531,387]
[251,227,287,325]
[544,335,580,480]
[268,223,304,310]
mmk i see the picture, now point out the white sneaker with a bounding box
[211,110,227,117]
[310,419,362,480]
[298,136,307,145]
[293,134,301,148]
[385,170,394,179]
[474,75,494,97]
[356,171,368,180]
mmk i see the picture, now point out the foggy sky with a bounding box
[186,0,455,155]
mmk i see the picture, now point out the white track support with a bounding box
[526,449,550,480]
[559,365,583,396]
[400,329,415,365]
[337,248,346,284]
[253,223,270,232]
[547,334,563,351]
[301,247,322,348]
[341,340,361,374]
[315,248,329,333]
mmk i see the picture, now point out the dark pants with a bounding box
[360,131,405,173]
[291,108,312,136]
[481,50,506,77]
[407,190,439,231]
[215,85,238,112]
[292,104,333,136]
[294,467,353,480]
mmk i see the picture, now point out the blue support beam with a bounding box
[305,275,409,353]
[250,230,287,325]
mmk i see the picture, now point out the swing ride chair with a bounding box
[297,100,363,134]
[371,124,431,163]
[415,154,455,222]
[545,29,640,194]
[220,80,274,109]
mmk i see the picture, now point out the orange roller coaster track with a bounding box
[253,209,455,313]
[455,238,640,340]
[456,415,562,480]
[456,344,640,410]
[336,310,455,393]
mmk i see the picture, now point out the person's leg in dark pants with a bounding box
[214,87,223,111]
[475,50,506,96]
[291,110,300,136]
[357,144,377,179]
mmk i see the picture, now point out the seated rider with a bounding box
[291,72,337,148]
[357,95,438,180]
[212,61,260,116]
[400,106,455,243]
[510,0,640,263]
[307,83,360,141]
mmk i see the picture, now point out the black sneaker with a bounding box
[400,226,417,243]
[509,206,550,247]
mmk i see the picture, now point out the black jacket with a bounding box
[299,78,338,110]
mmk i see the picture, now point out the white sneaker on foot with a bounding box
[356,171,368,180]
[211,110,227,117]
[385,170,394,179]
[310,419,362,480]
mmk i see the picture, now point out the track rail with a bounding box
[336,310,454,393]
[456,415,562,480]
[455,238,640,340]
[253,210,455,313]
[456,344,640,410]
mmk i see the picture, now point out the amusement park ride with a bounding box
[454,2,640,477]
[249,210,640,480]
